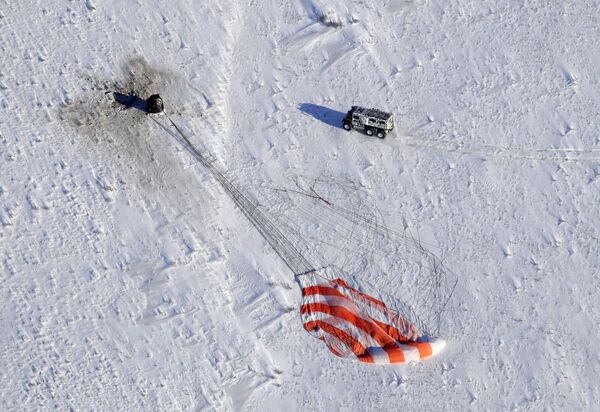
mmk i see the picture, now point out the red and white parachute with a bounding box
[298,271,446,364]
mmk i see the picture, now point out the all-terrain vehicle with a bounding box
[342,106,394,139]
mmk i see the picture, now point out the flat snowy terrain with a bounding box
[2,0,599,410]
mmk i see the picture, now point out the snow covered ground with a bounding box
[1,0,600,410]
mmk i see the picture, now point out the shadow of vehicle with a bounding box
[299,103,346,129]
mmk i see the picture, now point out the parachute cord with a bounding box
[159,112,315,277]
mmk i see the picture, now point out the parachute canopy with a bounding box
[299,271,446,364]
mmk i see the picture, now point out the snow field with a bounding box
[1,0,600,410]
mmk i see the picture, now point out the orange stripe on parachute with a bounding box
[329,278,386,307]
[303,320,374,363]
[302,285,347,300]
[405,341,433,358]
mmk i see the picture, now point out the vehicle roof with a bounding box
[352,106,393,120]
